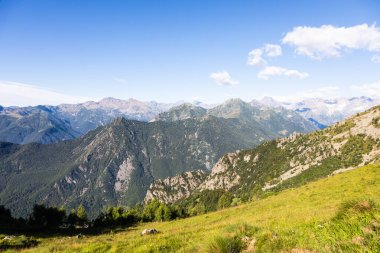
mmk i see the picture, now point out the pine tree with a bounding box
[77,204,87,226]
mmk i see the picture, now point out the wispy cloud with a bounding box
[257,66,309,80]
[272,86,340,102]
[372,55,380,63]
[112,77,128,84]
[210,71,239,86]
[0,81,93,106]
[350,81,380,98]
[283,23,380,59]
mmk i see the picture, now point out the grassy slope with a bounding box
[13,164,380,253]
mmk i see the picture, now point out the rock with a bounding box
[242,238,256,253]
[76,234,85,239]
[241,236,251,243]
[141,228,159,235]
[3,236,15,240]
[145,170,208,204]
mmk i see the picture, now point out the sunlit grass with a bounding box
[8,164,380,252]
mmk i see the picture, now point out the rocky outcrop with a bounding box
[145,153,242,204]
[145,170,208,204]
[198,152,241,191]
[141,228,159,235]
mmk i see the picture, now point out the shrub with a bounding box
[334,199,377,220]
[207,235,245,253]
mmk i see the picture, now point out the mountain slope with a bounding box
[20,163,380,252]
[0,111,300,217]
[147,105,380,203]
[0,106,80,144]
[155,103,207,121]
[158,98,317,137]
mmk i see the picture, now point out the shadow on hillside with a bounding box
[0,226,139,250]
[0,225,139,239]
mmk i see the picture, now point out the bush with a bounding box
[226,223,257,237]
[28,205,66,230]
[334,199,377,220]
[207,235,245,253]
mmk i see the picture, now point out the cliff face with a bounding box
[144,170,208,204]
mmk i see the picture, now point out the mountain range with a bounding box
[1,96,379,144]
[0,99,316,217]
[259,96,380,128]
[0,98,173,144]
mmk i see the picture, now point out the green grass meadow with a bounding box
[3,164,380,252]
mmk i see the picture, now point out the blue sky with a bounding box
[1,0,380,106]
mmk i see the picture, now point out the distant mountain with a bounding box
[146,104,380,204]
[158,98,317,136]
[2,96,378,144]
[55,97,173,133]
[155,103,207,122]
[0,106,80,144]
[259,96,380,129]
[0,98,173,144]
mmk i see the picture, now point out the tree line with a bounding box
[0,190,241,233]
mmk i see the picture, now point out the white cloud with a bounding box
[283,23,380,59]
[210,71,238,86]
[247,44,282,66]
[0,81,93,107]
[372,54,380,63]
[257,66,309,80]
[264,44,282,57]
[351,81,380,98]
[247,49,266,66]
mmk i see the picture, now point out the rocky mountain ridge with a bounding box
[146,105,380,204]
[2,96,378,144]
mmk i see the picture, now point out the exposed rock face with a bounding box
[114,157,136,193]
[145,153,242,204]
[145,170,208,204]
[198,153,241,191]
